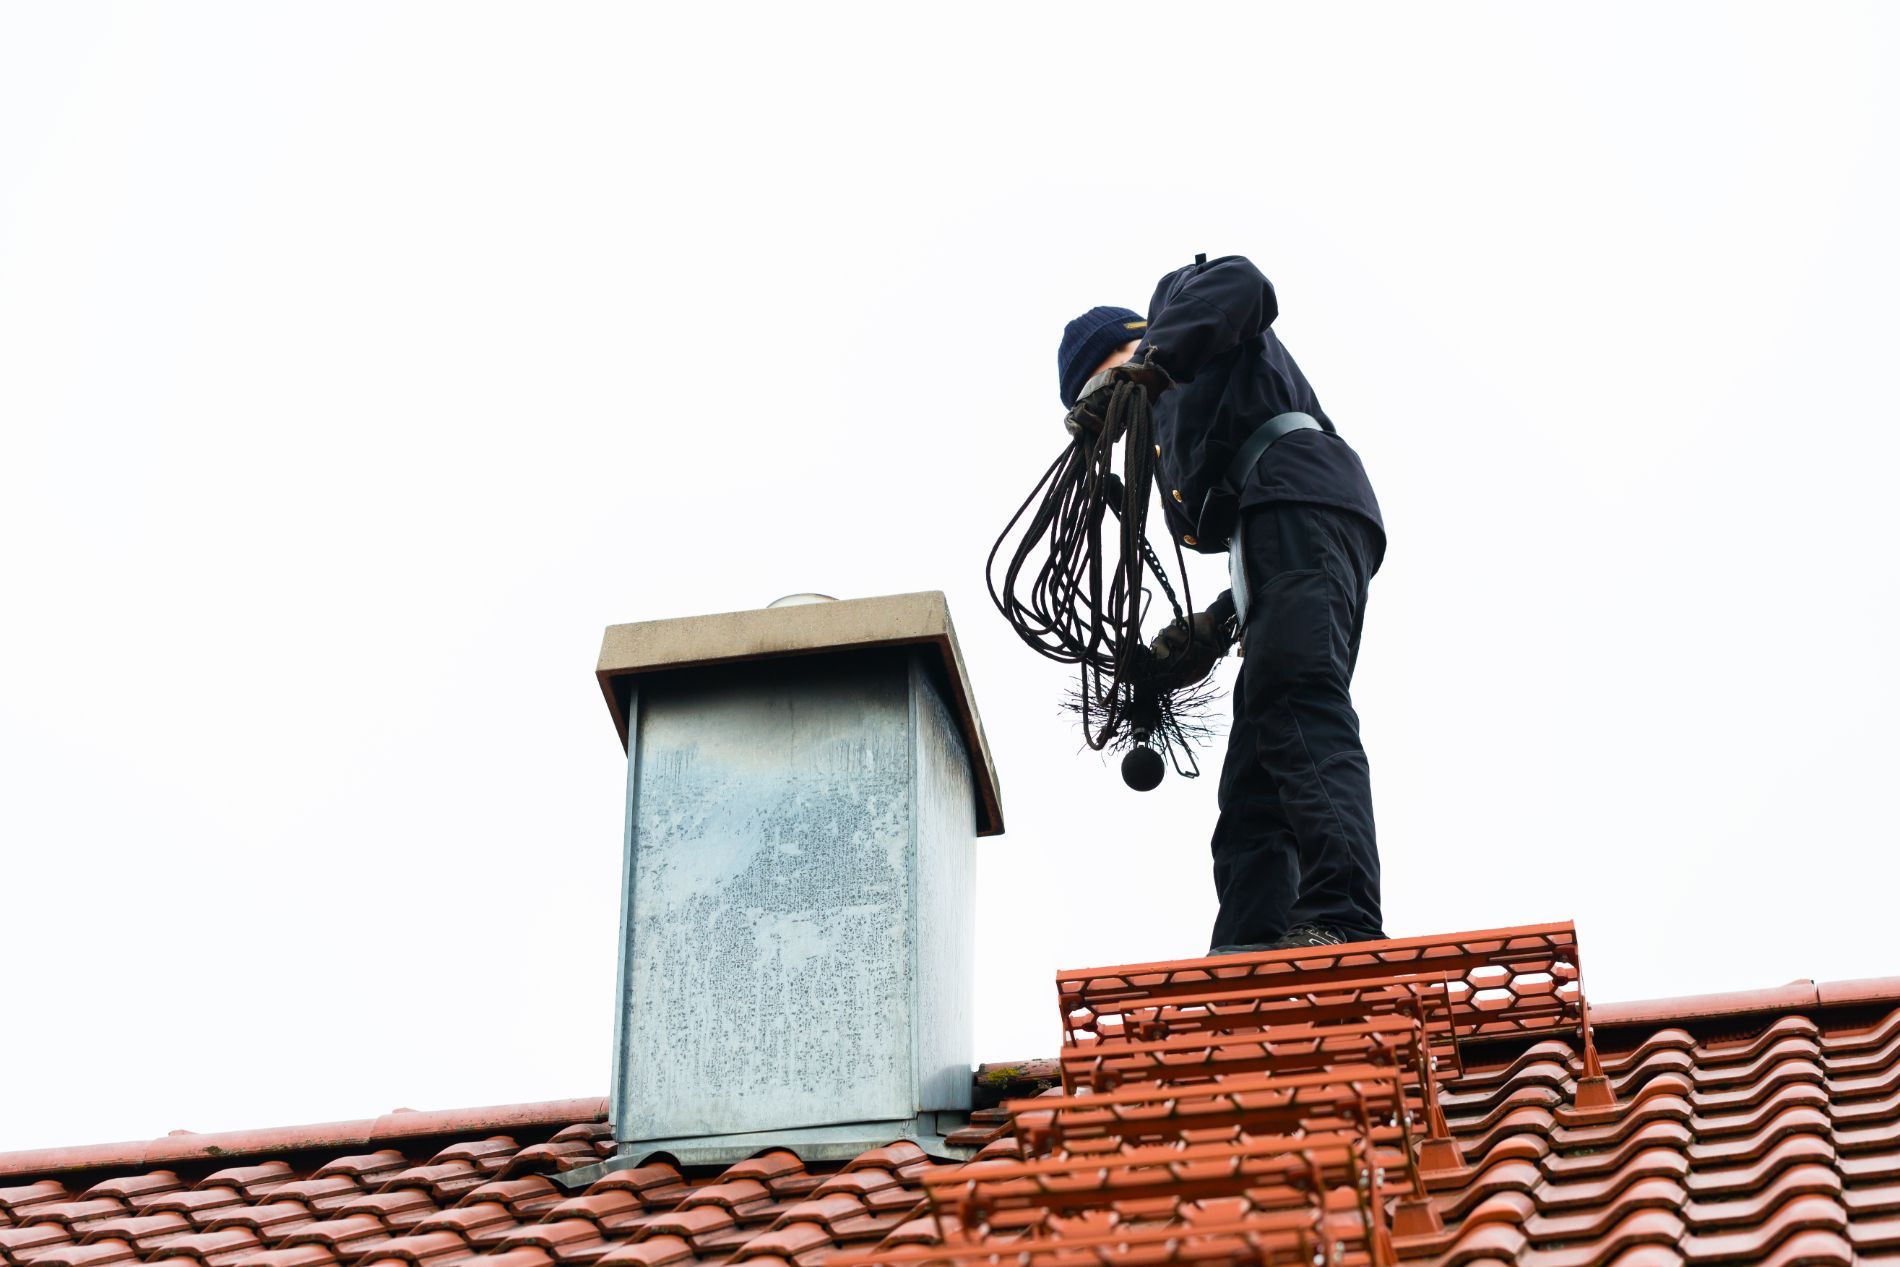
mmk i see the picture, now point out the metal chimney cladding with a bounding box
[592,592,1005,1168]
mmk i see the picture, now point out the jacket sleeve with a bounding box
[1136,255,1279,383]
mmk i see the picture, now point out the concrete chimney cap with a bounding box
[596,590,1004,836]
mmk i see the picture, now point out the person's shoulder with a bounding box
[1148,253,1271,315]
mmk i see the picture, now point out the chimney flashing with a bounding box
[558,1113,979,1184]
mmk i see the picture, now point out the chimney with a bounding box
[592,591,1004,1166]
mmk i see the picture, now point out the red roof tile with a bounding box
[28,1239,143,1267]
[220,1248,336,1267]
[351,1228,470,1265]
[5,923,1900,1266]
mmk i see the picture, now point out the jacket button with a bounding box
[1171,489,1183,503]
[1153,444,1161,457]
[1183,534,1197,547]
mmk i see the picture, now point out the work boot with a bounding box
[1269,924,1351,949]
[1209,925,1351,956]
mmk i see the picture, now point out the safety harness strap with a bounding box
[1220,413,1321,627]
[1224,410,1323,495]
[1190,411,1324,552]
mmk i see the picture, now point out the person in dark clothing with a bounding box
[1057,255,1387,952]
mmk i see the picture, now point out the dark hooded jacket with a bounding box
[1135,255,1383,561]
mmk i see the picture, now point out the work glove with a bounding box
[1147,589,1238,689]
[1064,353,1176,438]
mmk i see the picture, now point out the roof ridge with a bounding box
[0,1098,608,1179]
[7,974,1896,1181]
[1590,973,1900,1028]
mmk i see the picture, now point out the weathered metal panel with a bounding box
[614,651,920,1142]
[608,683,642,1132]
[910,656,976,1111]
[596,592,1005,837]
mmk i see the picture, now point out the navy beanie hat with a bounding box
[1057,305,1148,409]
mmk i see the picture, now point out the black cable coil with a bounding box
[986,381,1223,786]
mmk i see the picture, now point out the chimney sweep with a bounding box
[989,254,1387,954]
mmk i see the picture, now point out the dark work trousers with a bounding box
[1209,502,1385,948]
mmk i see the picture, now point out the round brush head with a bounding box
[1121,744,1166,792]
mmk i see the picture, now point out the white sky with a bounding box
[2,3,1896,1154]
